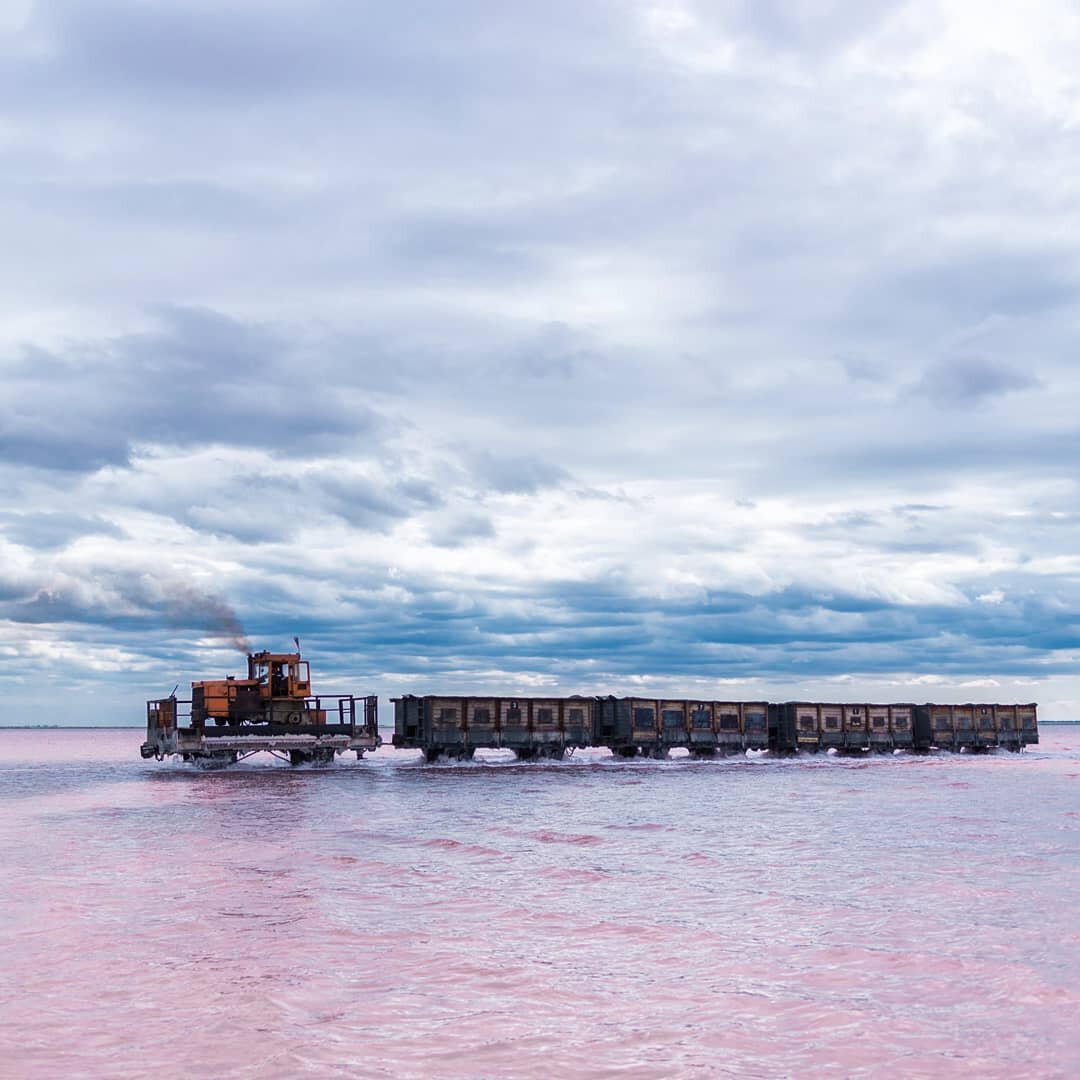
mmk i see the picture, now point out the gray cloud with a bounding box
[2,306,383,473]
[895,252,1076,322]
[0,558,248,643]
[11,1,640,112]
[465,451,571,495]
[840,357,889,383]
[911,356,1040,405]
[383,215,540,285]
[427,511,497,549]
[314,470,444,530]
[714,0,908,53]
[3,1,1080,719]
[11,178,281,230]
[0,512,124,550]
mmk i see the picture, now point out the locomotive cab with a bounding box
[249,651,311,701]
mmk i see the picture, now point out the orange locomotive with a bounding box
[142,645,379,766]
[192,650,322,728]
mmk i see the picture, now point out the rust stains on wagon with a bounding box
[382,695,1038,761]
[390,695,595,761]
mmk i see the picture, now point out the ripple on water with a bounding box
[1,727,1079,1077]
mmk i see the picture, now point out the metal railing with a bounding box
[146,694,378,735]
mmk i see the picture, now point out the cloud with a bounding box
[3,1,1080,719]
[315,470,443,529]
[427,512,497,549]
[713,0,908,53]
[894,251,1076,322]
[911,355,1040,405]
[0,512,124,550]
[465,451,571,495]
[1,307,384,473]
[9,1,642,115]
[840,357,889,383]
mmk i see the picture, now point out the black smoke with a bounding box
[164,584,251,653]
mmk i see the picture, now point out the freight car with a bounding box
[769,702,916,753]
[392,694,592,762]
[393,695,1038,760]
[392,695,772,760]
[914,703,1036,752]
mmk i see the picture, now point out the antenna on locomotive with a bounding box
[293,636,301,654]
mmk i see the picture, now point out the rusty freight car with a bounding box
[392,694,593,761]
[591,697,677,758]
[391,695,1039,761]
[914,703,1038,752]
[551,696,770,758]
[682,701,768,756]
[779,700,1037,754]
[771,702,918,754]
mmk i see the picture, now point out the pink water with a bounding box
[2,729,1079,1078]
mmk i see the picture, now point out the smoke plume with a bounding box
[164,584,251,653]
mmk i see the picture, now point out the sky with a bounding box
[2,0,1079,724]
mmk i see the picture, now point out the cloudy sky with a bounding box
[2,0,1079,724]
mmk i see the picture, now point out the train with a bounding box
[392,695,1038,761]
[139,648,1038,765]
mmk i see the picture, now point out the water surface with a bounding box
[2,728,1078,1078]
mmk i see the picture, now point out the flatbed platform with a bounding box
[180,733,352,749]
[141,725,380,764]
[141,678,380,765]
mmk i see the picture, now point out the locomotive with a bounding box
[141,647,379,765]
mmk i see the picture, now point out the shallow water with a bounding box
[2,728,1079,1078]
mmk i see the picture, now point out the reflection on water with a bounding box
[2,727,1079,1078]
